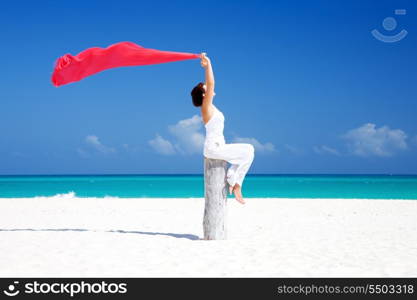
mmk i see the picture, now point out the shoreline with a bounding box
[1,192,416,201]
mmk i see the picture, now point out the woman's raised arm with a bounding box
[201,53,215,107]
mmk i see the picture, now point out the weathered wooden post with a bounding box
[203,157,229,240]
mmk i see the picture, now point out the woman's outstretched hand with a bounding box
[200,52,211,68]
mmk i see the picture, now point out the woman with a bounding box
[191,53,255,204]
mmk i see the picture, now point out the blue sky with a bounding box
[1,0,416,175]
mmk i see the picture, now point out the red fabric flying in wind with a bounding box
[51,41,200,87]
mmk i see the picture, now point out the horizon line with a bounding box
[1,173,417,176]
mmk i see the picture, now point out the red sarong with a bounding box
[51,41,200,87]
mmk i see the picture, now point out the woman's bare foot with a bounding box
[232,184,245,204]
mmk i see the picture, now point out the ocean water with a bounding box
[0,174,417,199]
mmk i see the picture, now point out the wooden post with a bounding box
[203,157,229,240]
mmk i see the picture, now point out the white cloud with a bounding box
[122,143,140,153]
[232,137,276,153]
[150,114,275,156]
[76,148,90,158]
[85,135,116,154]
[10,151,27,158]
[341,123,407,157]
[148,134,176,155]
[313,145,341,156]
[412,135,417,147]
[77,135,116,158]
[284,144,303,155]
[167,115,205,154]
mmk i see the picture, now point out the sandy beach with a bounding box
[0,194,416,277]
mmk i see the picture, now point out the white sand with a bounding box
[0,194,416,277]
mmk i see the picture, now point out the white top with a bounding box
[204,106,226,149]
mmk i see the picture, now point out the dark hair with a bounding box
[191,82,205,107]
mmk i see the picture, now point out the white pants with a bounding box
[204,141,255,188]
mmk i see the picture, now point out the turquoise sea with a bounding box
[1,174,417,199]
